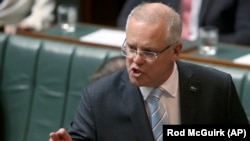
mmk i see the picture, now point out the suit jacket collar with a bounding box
[176,60,201,124]
[118,60,202,140]
[120,71,155,141]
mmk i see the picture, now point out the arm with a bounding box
[19,0,56,31]
[67,88,96,141]
[227,74,249,124]
[48,88,96,141]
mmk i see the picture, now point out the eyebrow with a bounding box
[127,42,158,51]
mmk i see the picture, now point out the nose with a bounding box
[133,52,145,62]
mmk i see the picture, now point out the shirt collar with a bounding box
[140,62,179,100]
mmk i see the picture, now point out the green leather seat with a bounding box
[0,32,9,141]
[0,33,9,82]
[0,34,120,141]
[241,72,250,123]
[1,35,41,141]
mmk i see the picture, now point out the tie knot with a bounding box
[150,88,163,100]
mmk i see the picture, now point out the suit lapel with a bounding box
[176,60,201,124]
[120,72,154,141]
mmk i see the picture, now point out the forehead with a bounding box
[126,18,168,46]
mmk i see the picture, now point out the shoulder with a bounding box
[176,60,232,80]
[87,68,128,91]
[81,68,129,103]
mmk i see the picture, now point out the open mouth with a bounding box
[131,68,142,77]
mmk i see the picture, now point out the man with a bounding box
[117,0,250,46]
[49,2,248,141]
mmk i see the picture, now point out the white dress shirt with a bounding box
[140,62,180,124]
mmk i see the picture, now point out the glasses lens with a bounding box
[123,48,135,58]
[142,51,157,61]
[121,40,157,61]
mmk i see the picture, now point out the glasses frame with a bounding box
[121,39,176,61]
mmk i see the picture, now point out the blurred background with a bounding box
[58,0,126,27]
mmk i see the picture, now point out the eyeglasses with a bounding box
[121,39,176,61]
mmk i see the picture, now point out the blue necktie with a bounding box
[146,88,168,141]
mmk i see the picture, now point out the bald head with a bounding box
[126,2,182,43]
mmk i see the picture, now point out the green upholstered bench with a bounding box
[241,73,250,122]
[0,33,120,141]
[0,32,249,141]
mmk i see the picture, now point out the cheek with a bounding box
[126,58,131,66]
[153,57,173,73]
[146,62,164,76]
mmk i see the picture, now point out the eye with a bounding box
[143,48,153,52]
[141,46,158,53]
[143,51,155,57]
[128,48,136,53]
[127,45,137,50]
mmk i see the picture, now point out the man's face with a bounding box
[125,18,181,87]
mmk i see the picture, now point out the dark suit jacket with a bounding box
[68,60,248,141]
[116,0,250,45]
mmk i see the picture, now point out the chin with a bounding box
[129,77,142,86]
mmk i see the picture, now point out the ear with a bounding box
[172,42,182,60]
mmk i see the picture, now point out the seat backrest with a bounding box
[241,72,250,123]
[0,33,9,84]
[0,32,9,141]
[1,35,41,141]
[0,34,120,141]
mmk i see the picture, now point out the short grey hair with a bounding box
[126,2,182,44]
